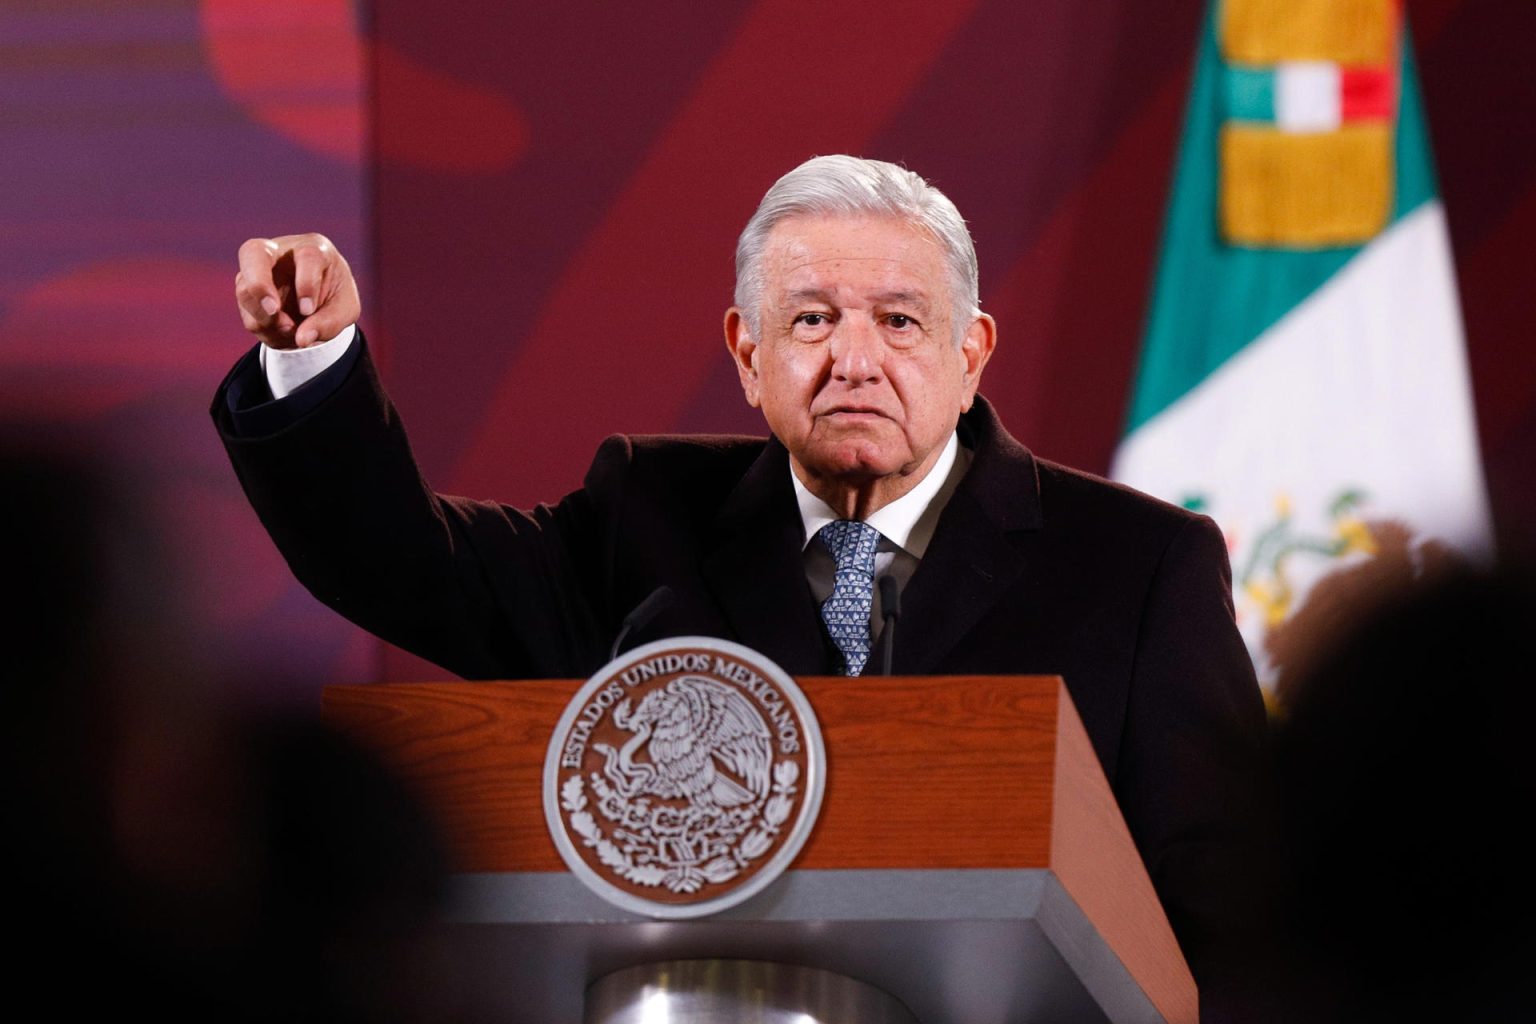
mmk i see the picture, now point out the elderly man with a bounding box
[215,155,1268,1014]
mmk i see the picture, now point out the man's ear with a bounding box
[724,307,761,408]
[958,313,997,412]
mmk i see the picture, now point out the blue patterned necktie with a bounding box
[816,520,881,676]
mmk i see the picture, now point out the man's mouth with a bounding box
[820,405,888,419]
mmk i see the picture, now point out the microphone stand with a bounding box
[877,575,900,676]
[609,585,675,661]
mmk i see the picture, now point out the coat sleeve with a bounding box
[211,333,619,680]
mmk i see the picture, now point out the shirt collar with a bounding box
[792,432,965,559]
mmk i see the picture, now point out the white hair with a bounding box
[733,155,980,341]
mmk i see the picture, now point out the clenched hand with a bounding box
[235,234,360,349]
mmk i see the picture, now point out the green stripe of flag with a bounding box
[1223,65,1275,122]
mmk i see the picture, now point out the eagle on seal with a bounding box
[595,676,772,808]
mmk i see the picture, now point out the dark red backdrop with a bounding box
[1,0,1531,696]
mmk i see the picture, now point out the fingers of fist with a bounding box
[234,233,360,349]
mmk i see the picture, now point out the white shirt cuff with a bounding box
[259,323,358,400]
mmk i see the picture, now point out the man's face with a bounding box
[726,214,994,503]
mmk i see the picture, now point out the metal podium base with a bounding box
[584,959,920,1024]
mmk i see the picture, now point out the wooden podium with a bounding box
[322,675,1196,1024]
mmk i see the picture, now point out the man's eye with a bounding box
[795,313,829,327]
[886,314,915,329]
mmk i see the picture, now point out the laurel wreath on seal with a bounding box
[561,761,800,893]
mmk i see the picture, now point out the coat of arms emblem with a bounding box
[543,637,825,917]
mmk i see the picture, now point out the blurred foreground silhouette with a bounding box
[2,436,460,1022]
[1267,559,1536,1022]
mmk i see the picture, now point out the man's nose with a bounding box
[829,317,884,384]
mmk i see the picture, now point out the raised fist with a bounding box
[235,234,360,349]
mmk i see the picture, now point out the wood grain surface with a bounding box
[321,675,1064,872]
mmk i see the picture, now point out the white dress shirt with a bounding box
[261,324,356,398]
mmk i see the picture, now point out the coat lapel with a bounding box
[895,398,1044,674]
[699,399,1040,678]
[702,437,832,675]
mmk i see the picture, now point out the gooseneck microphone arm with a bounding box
[877,574,900,676]
[609,585,676,661]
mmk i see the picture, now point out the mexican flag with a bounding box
[1111,0,1493,696]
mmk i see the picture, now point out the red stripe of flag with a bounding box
[1342,66,1396,121]
[1340,0,1402,123]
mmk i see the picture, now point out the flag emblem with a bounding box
[1218,0,1399,246]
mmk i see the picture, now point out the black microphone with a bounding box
[609,585,676,661]
[877,574,900,676]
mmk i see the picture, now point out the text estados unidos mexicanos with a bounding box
[560,653,802,768]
